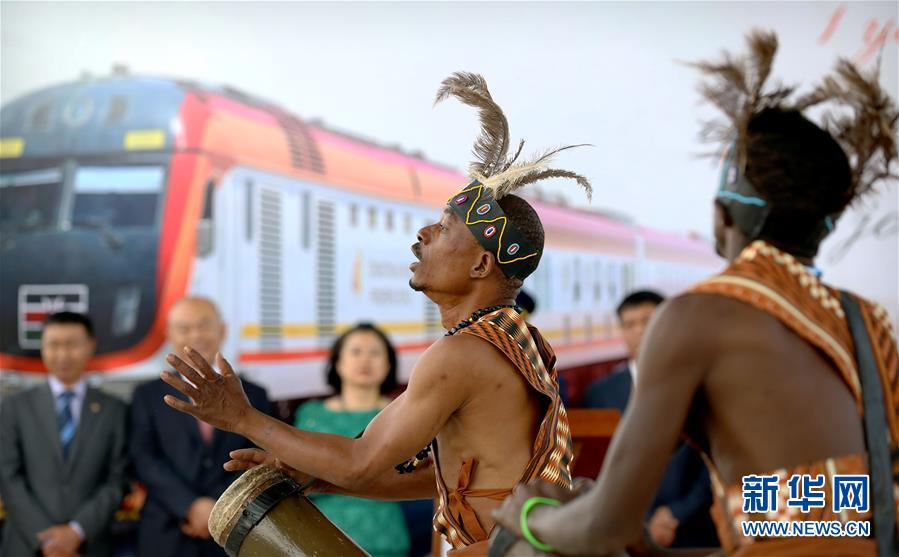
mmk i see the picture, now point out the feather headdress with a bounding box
[691,29,898,199]
[688,31,793,165]
[795,59,899,198]
[435,71,593,201]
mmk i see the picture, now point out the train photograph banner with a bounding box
[1,2,895,401]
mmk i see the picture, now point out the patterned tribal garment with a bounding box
[688,240,899,554]
[431,307,573,552]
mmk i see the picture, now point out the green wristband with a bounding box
[520,496,561,552]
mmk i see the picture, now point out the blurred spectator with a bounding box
[585,290,664,413]
[294,323,411,557]
[515,290,537,319]
[584,290,718,549]
[129,297,270,557]
[0,312,129,557]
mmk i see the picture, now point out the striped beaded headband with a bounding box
[448,180,538,280]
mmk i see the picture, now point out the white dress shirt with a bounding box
[47,375,87,427]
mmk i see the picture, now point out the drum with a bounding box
[208,465,370,557]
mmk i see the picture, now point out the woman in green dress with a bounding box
[294,323,411,557]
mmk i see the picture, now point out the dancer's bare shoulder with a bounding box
[413,332,515,389]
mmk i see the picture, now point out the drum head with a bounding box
[209,465,294,549]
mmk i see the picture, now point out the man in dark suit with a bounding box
[585,290,718,549]
[130,297,270,557]
[0,312,129,557]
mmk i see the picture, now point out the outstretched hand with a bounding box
[223,448,277,472]
[160,348,254,433]
[224,448,314,485]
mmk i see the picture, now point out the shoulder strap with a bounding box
[839,291,898,557]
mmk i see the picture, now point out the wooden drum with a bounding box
[208,465,370,557]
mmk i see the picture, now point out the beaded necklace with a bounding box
[445,304,521,336]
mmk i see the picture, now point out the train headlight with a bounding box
[112,286,141,337]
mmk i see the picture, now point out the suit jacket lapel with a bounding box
[32,384,65,467]
[65,388,102,472]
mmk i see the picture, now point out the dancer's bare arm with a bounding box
[224,447,437,501]
[162,334,481,494]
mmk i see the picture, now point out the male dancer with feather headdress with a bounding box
[492,31,899,557]
[157,72,591,556]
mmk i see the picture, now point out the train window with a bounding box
[573,259,581,303]
[622,264,633,293]
[350,204,358,227]
[201,181,214,220]
[607,264,617,302]
[0,168,64,234]
[72,166,164,228]
[245,180,253,241]
[197,180,215,257]
[386,210,394,232]
[105,96,128,126]
[368,206,377,229]
[302,192,311,249]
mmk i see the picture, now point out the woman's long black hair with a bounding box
[326,323,398,394]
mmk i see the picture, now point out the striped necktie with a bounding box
[58,390,76,458]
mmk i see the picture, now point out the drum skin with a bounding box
[209,465,370,557]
